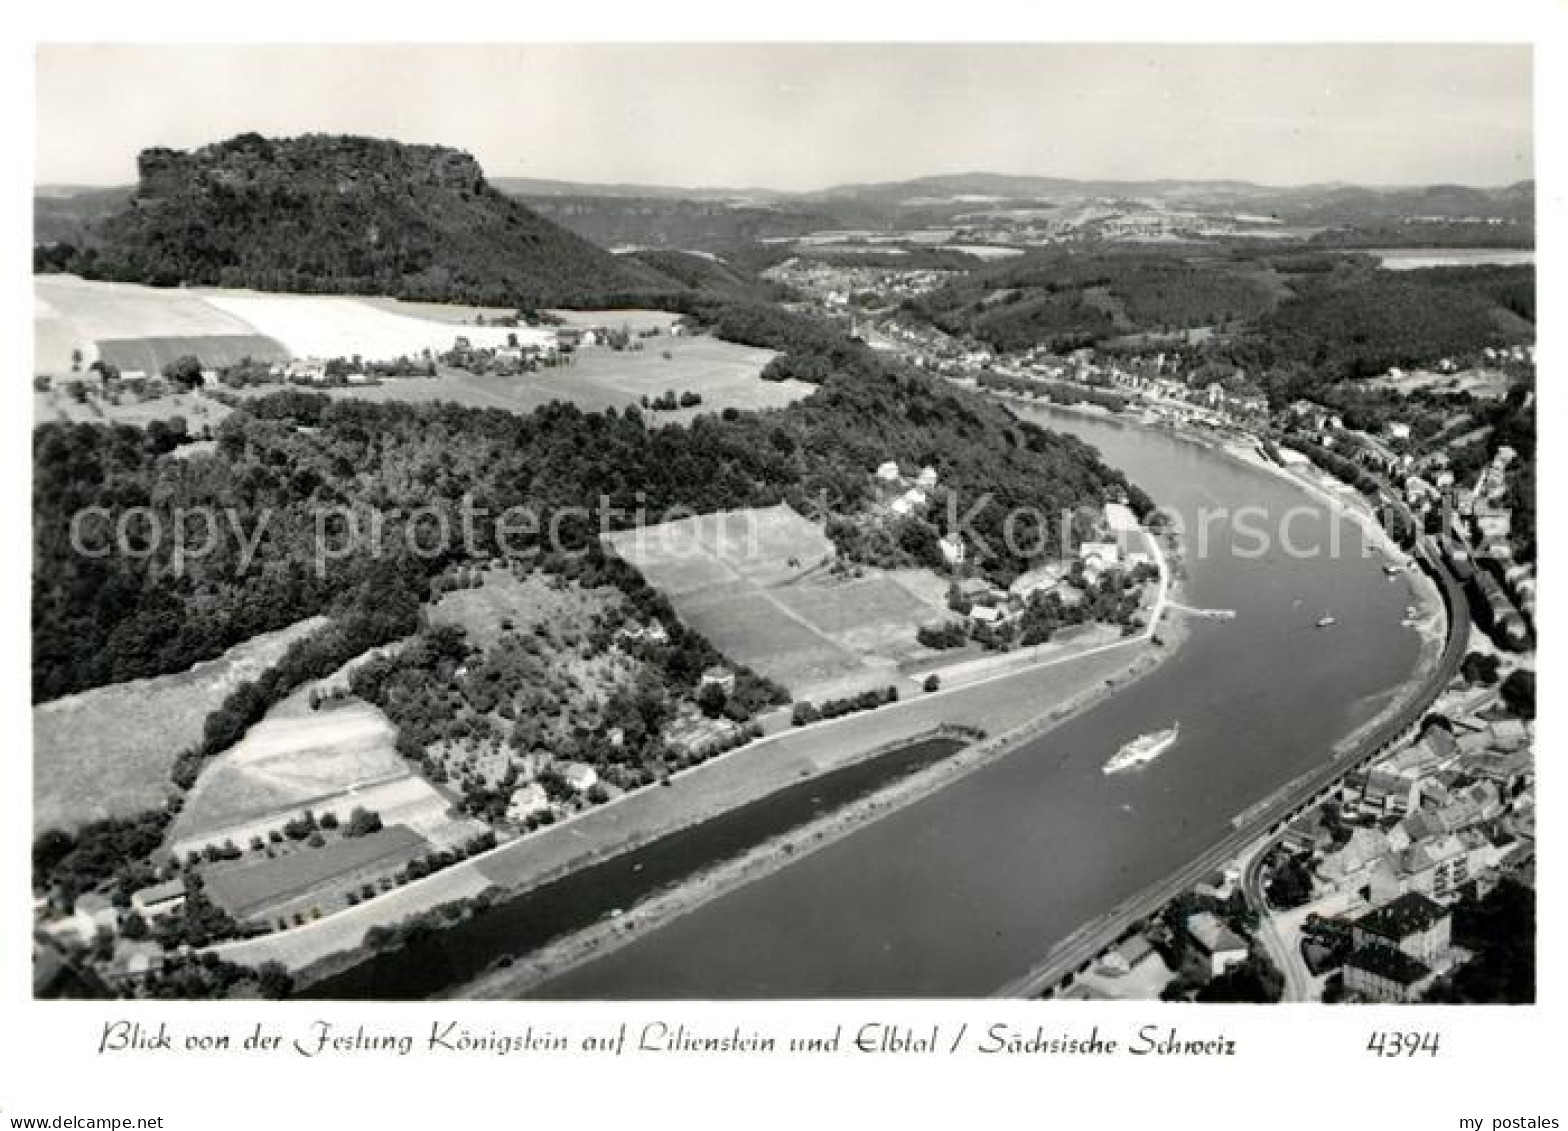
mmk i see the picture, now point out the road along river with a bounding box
[312,407,1435,998]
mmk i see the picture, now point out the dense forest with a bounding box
[905,249,1283,352]
[34,342,1141,701]
[1234,266,1534,379]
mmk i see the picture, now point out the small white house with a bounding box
[507,783,550,822]
[969,605,1003,626]
[939,533,967,566]
[1079,540,1121,569]
[558,762,600,794]
[875,460,902,483]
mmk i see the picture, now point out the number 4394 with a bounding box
[1366,1031,1441,1057]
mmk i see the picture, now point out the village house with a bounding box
[1182,912,1249,984]
[1369,831,1496,905]
[969,604,1004,626]
[1097,933,1164,979]
[1282,809,1334,854]
[874,460,903,484]
[1008,563,1065,601]
[939,533,967,566]
[1316,827,1392,897]
[699,666,737,695]
[70,893,118,945]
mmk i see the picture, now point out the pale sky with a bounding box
[35,44,1533,190]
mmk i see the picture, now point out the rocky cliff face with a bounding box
[60,133,675,306]
[136,134,491,201]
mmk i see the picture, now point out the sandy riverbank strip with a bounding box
[452,606,1192,999]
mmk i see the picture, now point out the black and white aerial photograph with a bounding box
[21,37,1543,1021]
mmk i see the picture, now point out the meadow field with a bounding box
[223,332,802,421]
[32,617,330,836]
[605,505,954,701]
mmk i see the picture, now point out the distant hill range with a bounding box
[31,135,782,308]
[35,153,1534,291]
[503,172,1535,252]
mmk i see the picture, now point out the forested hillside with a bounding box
[35,358,1142,701]
[906,250,1283,352]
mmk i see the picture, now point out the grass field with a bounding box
[32,617,330,836]
[429,568,625,651]
[32,386,233,429]
[605,505,953,700]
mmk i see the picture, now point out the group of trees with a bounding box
[644,389,703,411]
[790,685,899,727]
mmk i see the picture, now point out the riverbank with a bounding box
[457,607,1189,999]
[216,545,1190,985]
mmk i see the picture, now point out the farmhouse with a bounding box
[969,604,1003,626]
[939,533,967,565]
[70,893,118,944]
[1079,541,1121,569]
[130,878,188,921]
[1181,912,1249,983]
[875,460,903,483]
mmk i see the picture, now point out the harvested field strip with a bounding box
[204,825,430,921]
[96,334,288,374]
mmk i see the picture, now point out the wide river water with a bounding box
[315,407,1427,998]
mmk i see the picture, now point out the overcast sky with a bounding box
[36,44,1533,189]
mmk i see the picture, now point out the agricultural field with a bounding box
[34,275,272,376]
[32,275,548,378]
[197,288,555,360]
[31,617,330,836]
[547,308,681,334]
[96,334,289,374]
[165,699,480,861]
[223,332,804,422]
[202,823,431,924]
[605,505,954,701]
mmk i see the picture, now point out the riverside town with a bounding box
[29,43,1535,1011]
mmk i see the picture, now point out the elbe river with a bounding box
[316,406,1425,998]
